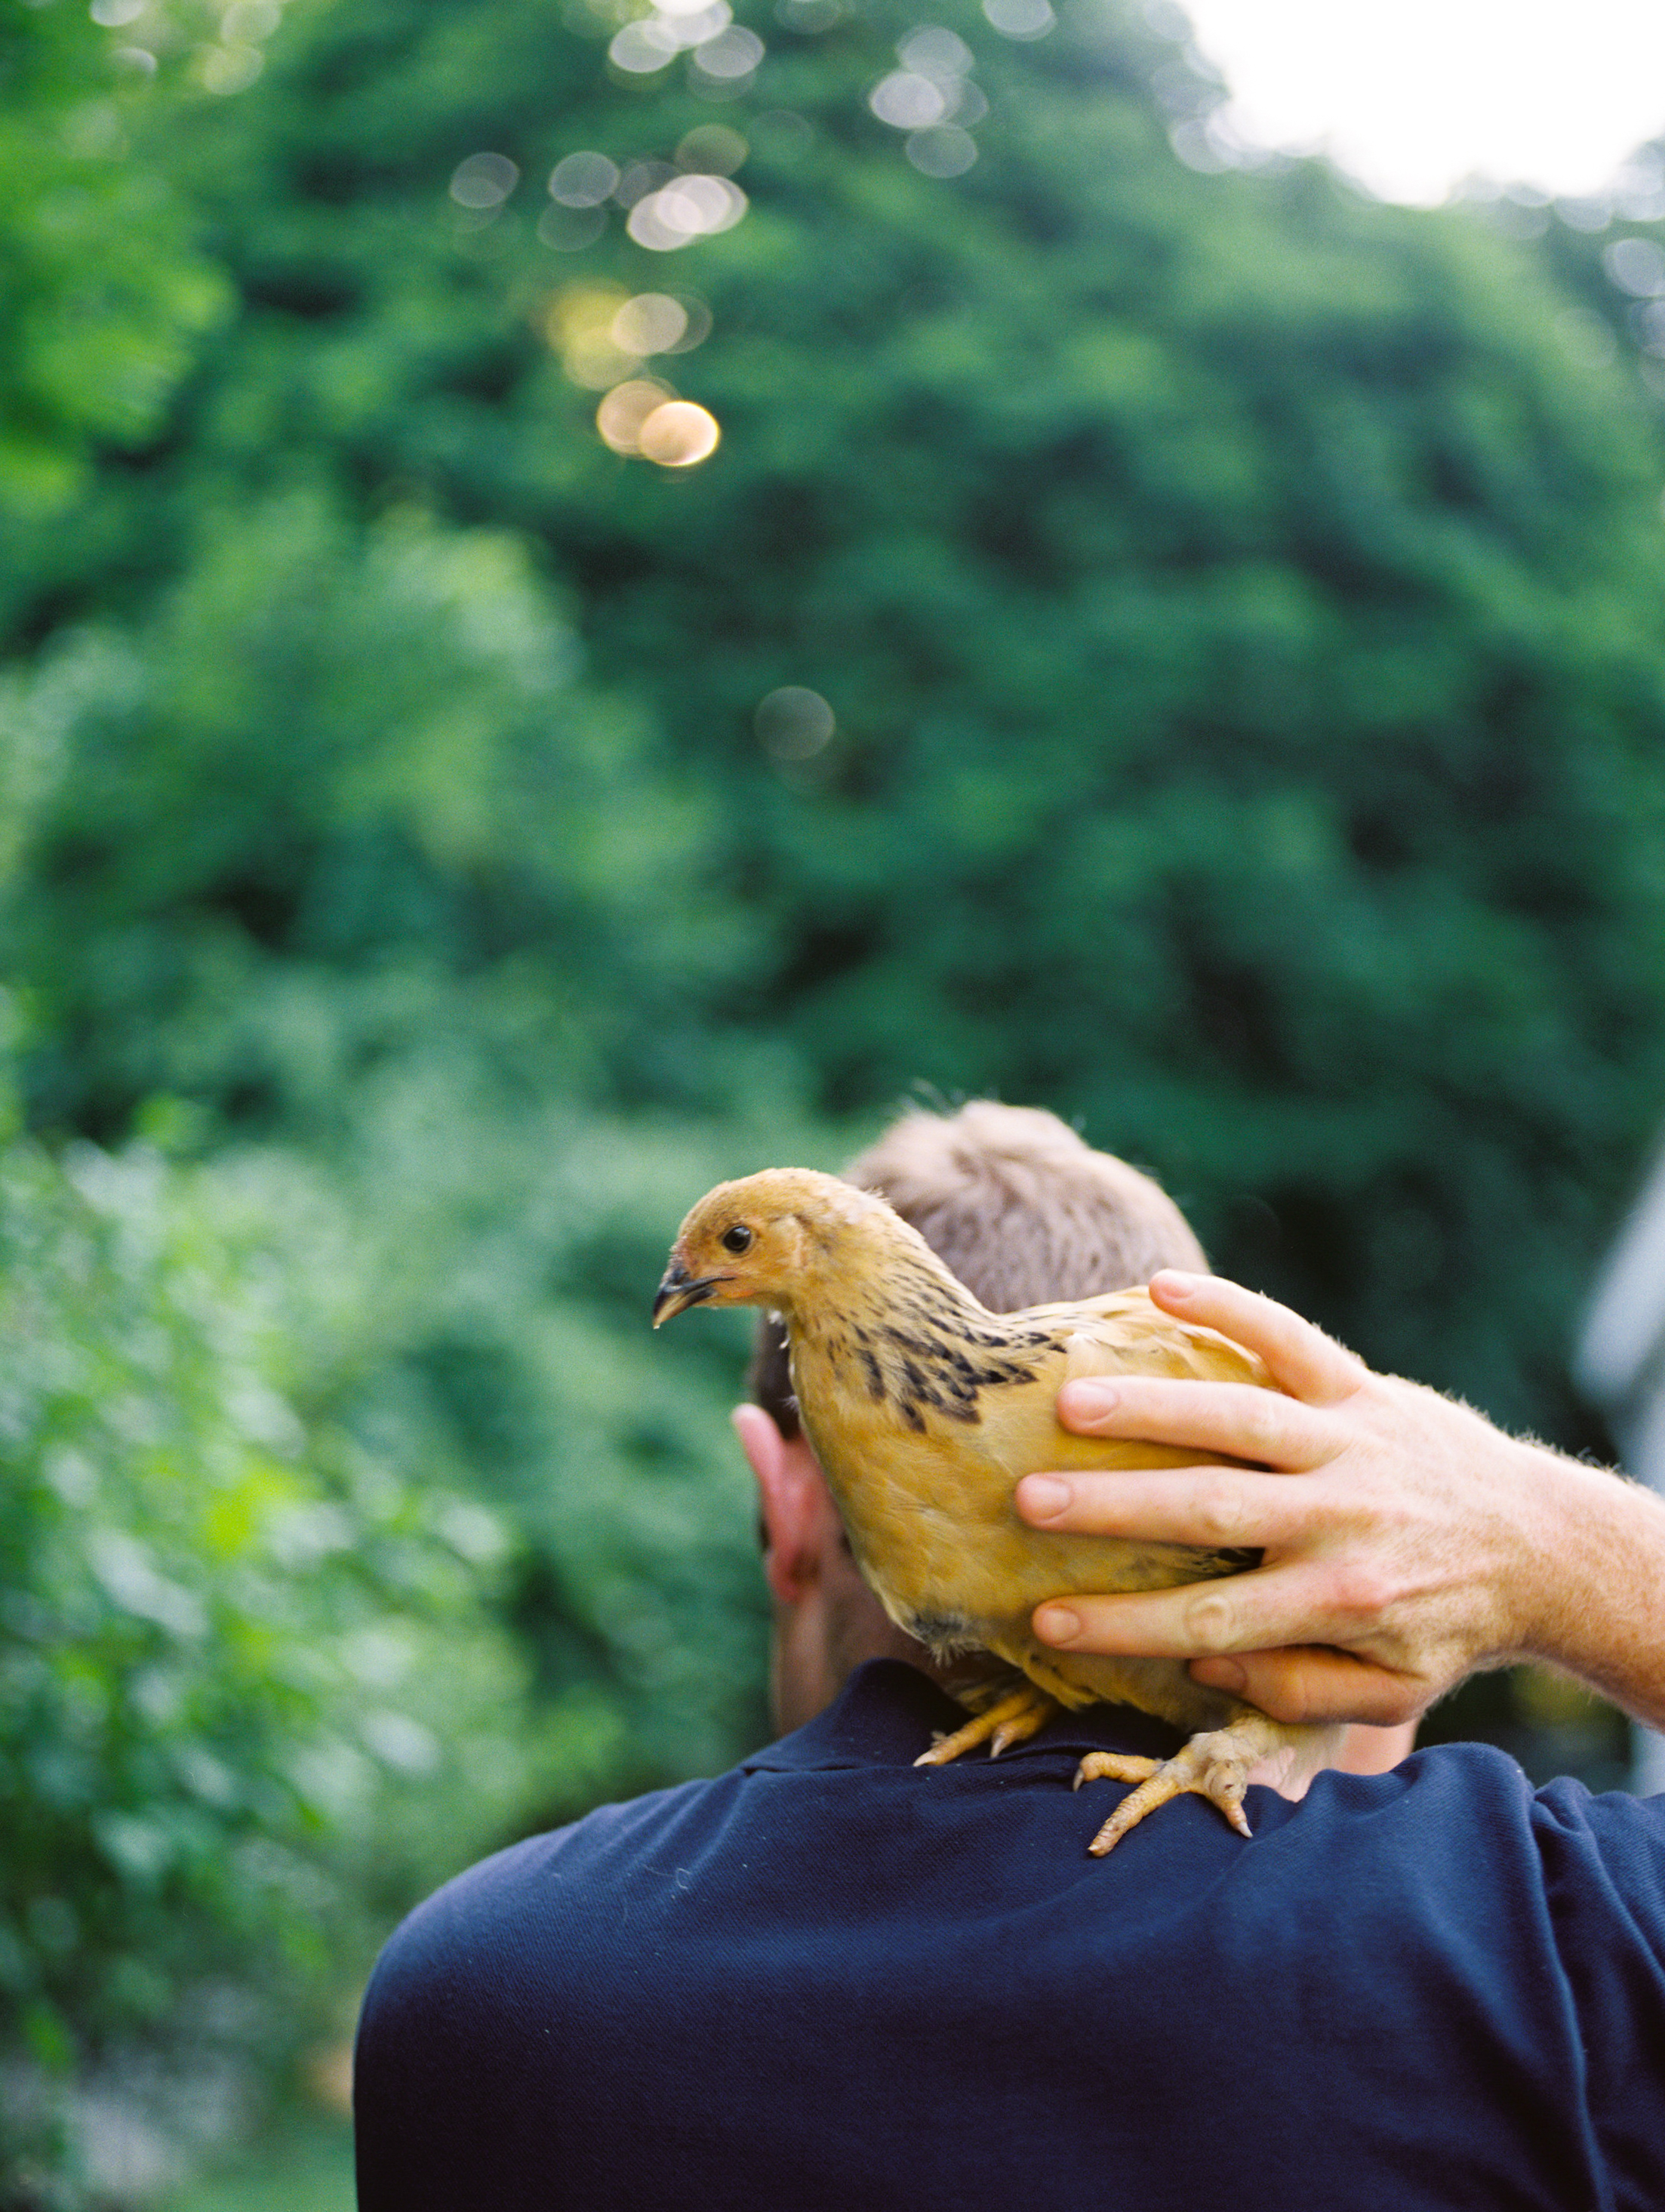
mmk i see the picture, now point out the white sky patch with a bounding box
[1177,0,1665,205]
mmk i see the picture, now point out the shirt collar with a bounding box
[742,1658,1190,1773]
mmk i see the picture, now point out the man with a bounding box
[355,1105,1665,2212]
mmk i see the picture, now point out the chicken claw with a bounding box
[915,1682,1057,1767]
[990,1706,1051,1758]
[1075,1718,1277,1853]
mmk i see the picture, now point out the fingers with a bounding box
[1148,1271,1365,1406]
[1188,1648,1426,1729]
[1016,1465,1333,1549]
[1032,1557,1395,1665]
[1052,1375,1339,1471]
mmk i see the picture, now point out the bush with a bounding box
[0,1070,534,2208]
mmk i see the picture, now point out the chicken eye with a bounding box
[721,1224,753,1255]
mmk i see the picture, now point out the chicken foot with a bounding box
[1074,1711,1324,1856]
[915,1681,1059,1766]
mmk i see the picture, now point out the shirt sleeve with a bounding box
[1532,1778,1665,2212]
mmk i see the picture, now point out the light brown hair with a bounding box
[746,1101,1208,1436]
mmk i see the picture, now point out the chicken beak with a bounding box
[651,1262,721,1326]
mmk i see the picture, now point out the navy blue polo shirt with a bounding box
[355,1659,1665,2210]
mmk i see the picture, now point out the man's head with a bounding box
[733,1101,1206,1731]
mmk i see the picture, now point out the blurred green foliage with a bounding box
[5,0,1665,2195]
[14,0,1665,1430]
[162,2118,351,2212]
[0,1067,552,2201]
[0,0,224,511]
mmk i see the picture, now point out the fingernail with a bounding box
[1017,1474,1072,1520]
[1153,1270,1199,1298]
[1193,1658,1247,1693]
[1035,1605,1081,1644]
[1061,1380,1118,1422]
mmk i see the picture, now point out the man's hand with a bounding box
[1016,1271,1665,1730]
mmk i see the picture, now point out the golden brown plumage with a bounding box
[654,1167,1337,1851]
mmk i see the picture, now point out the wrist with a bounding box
[1512,1444,1665,1723]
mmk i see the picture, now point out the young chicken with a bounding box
[654,1168,1339,1853]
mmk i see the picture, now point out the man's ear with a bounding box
[733,1404,829,1606]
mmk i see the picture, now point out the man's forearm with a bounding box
[1519,1446,1665,1728]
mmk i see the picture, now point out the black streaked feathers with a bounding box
[793,1295,1042,1433]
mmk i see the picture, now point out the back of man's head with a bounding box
[848,1101,1206,1311]
[746,1101,1206,1434]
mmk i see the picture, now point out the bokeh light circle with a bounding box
[638,402,722,466]
[906,125,977,177]
[612,294,691,355]
[596,380,679,454]
[982,0,1054,36]
[755,687,836,759]
[692,24,765,76]
[197,42,263,93]
[676,123,749,174]
[451,153,519,208]
[897,26,973,77]
[870,71,949,128]
[609,18,679,70]
[627,174,749,249]
[549,284,641,387]
[549,152,620,207]
[223,0,281,38]
[664,295,714,351]
[1605,236,1665,297]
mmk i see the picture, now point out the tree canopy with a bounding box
[14,0,1665,1428]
